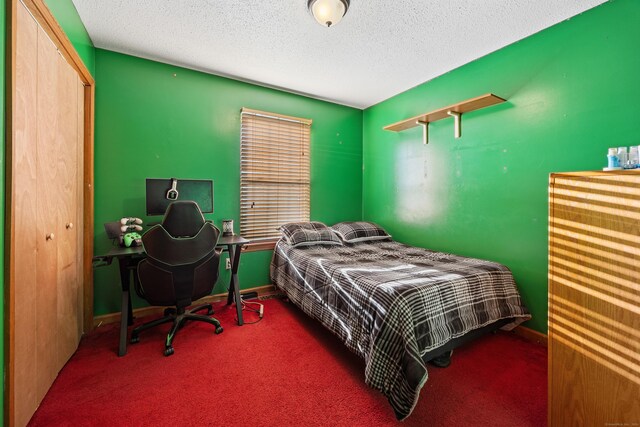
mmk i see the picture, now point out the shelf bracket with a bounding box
[416,120,429,145]
[447,111,461,138]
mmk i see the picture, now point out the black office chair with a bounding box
[131,200,223,356]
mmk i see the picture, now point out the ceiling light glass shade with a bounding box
[308,0,350,27]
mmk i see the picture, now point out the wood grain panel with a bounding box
[13,4,39,426]
[549,171,640,426]
[77,77,85,338]
[35,25,61,404]
[82,83,95,334]
[56,50,80,367]
[21,0,94,85]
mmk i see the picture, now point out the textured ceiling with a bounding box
[71,0,607,109]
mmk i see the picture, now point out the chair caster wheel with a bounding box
[130,336,140,344]
[215,326,223,334]
[164,347,174,357]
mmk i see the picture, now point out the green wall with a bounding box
[93,49,363,315]
[44,0,94,76]
[1,0,5,422]
[362,0,638,333]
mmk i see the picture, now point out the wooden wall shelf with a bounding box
[383,93,506,143]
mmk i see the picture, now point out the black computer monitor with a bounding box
[145,178,214,216]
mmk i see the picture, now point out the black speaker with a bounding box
[104,221,122,239]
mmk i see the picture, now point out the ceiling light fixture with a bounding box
[308,0,350,28]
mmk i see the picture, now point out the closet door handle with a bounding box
[46,233,55,241]
[66,222,74,230]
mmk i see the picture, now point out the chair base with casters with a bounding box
[130,302,223,356]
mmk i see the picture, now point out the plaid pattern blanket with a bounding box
[270,239,530,420]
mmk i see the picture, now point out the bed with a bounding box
[269,222,531,420]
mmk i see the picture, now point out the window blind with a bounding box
[240,108,311,240]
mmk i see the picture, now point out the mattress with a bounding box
[270,239,531,420]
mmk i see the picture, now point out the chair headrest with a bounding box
[162,201,206,237]
[142,222,220,266]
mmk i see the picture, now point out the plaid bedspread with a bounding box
[270,239,531,420]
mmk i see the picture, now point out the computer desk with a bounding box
[98,234,250,357]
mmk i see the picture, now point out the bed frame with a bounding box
[423,318,514,363]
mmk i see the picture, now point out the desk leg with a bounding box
[117,257,133,357]
[226,246,235,306]
[226,244,244,326]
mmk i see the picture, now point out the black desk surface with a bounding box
[105,245,145,257]
[218,235,250,245]
[104,234,249,258]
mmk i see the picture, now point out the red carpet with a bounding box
[29,298,546,426]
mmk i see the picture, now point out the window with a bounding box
[240,108,311,240]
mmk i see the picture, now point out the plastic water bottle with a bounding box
[606,147,620,169]
[618,147,628,167]
[629,146,639,169]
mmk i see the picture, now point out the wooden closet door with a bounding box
[10,2,91,425]
[56,50,81,367]
[13,4,39,426]
[35,24,62,404]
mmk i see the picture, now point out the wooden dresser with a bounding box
[548,170,640,426]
